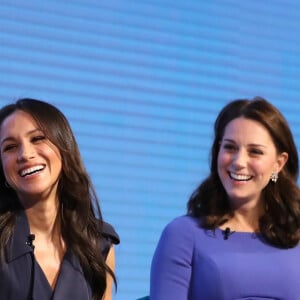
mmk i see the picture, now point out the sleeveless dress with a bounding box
[0,210,120,300]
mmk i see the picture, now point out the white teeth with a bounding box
[230,172,252,181]
[20,165,44,177]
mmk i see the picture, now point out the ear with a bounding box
[275,152,288,173]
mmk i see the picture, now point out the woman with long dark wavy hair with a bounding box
[150,97,300,299]
[0,98,119,300]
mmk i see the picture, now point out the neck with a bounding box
[226,214,258,232]
[221,208,263,233]
[224,198,264,232]
[25,199,60,240]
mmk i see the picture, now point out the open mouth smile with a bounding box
[19,165,45,177]
[228,172,253,181]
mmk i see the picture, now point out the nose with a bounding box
[232,148,247,168]
[17,142,35,162]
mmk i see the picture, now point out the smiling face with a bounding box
[217,117,287,209]
[0,110,62,205]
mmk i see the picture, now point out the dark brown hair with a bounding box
[0,98,115,299]
[188,97,300,248]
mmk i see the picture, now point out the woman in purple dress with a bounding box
[150,97,300,299]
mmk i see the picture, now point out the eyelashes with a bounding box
[2,135,46,153]
[221,143,264,156]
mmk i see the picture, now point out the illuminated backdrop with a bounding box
[0,1,300,299]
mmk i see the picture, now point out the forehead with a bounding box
[0,110,38,134]
[223,117,273,144]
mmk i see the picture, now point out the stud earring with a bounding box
[270,172,278,183]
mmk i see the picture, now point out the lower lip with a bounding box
[21,170,43,179]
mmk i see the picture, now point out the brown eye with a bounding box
[32,136,45,143]
[222,143,236,151]
[3,144,17,152]
[249,148,263,155]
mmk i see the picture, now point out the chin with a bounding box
[228,194,253,204]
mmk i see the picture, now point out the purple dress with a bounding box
[150,215,300,300]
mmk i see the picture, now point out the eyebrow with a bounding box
[0,129,42,146]
[222,138,267,148]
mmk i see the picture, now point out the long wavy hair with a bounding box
[0,98,115,299]
[188,97,300,248]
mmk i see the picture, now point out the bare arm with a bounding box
[102,246,115,300]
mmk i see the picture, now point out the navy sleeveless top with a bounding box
[0,210,120,300]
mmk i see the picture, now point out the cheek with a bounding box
[250,159,270,171]
[217,151,230,169]
[42,145,59,159]
[48,150,62,170]
[1,156,11,171]
[43,143,61,163]
[0,156,15,180]
[248,160,274,180]
[217,153,227,179]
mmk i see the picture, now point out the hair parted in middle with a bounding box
[0,98,115,300]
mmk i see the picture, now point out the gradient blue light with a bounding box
[0,1,300,299]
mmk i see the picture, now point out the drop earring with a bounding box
[270,172,278,183]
